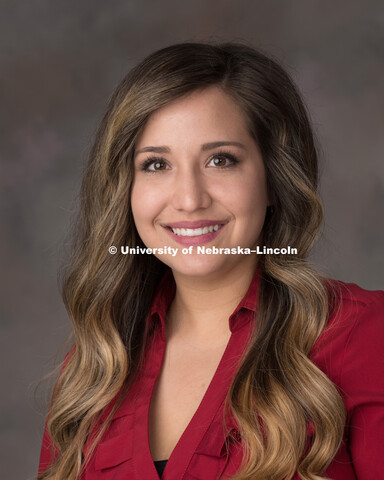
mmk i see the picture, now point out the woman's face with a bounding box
[131,86,269,279]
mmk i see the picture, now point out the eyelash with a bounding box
[139,150,240,174]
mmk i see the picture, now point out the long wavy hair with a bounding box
[39,42,346,480]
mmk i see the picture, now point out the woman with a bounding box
[38,42,384,480]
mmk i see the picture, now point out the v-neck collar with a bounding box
[130,265,262,479]
[133,312,258,479]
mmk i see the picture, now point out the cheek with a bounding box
[131,181,163,228]
[231,177,268,244]
[233,176,268,215]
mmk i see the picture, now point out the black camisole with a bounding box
[154,459,168,477]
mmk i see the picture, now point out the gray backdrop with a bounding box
[1,1,383,479]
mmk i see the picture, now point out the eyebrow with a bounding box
[135,141,246,155]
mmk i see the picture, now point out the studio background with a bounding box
[1,1,383,479]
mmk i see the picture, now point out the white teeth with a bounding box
[170,224,222,236]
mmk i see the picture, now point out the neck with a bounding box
[166,258,259,343]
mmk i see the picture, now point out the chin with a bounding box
[158,254,236,279]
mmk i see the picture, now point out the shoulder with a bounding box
[326,278,384,310]
[322,278,384,335]
[326,279,384,347]
[321,280,384,438]
[310,278,384,386]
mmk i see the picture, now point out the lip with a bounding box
[162,222,226,246]
[163,220,227,229]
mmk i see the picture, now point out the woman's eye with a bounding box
[207,153,239,168]
[140,158,169,172]
[150,161,166,171]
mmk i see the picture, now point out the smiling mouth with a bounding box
[167,224,224,237]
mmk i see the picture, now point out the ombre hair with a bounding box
[39,42,346,480]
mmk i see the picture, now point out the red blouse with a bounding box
[39,267,384,479]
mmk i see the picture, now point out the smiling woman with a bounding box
[38,42,384,480]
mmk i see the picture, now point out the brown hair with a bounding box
[39,42,346,480]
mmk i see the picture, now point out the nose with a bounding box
[171,166,212,212]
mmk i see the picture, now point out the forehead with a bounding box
[135,86,253,148]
